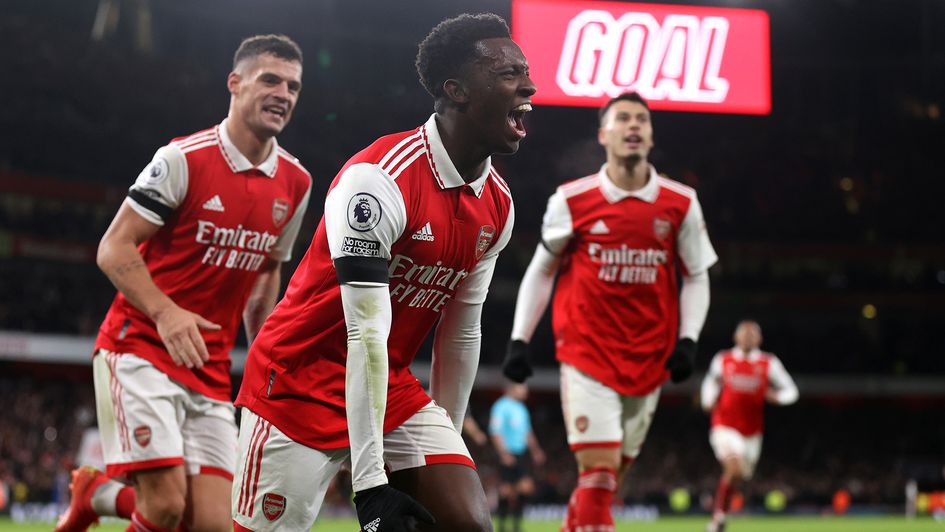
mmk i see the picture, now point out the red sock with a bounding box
[116,486,136,519]
[569,467,616,532]
[561,489,578,532]
[714,477,735,515]
[126,510,175,532]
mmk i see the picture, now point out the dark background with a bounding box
[1,0,943,513]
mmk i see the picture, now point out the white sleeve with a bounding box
[678,270,710,340]
[341,283,393,492]
[677,193,718,276]
[452,199,514,305]
[430,300,483,433]
[325,162,407,261]
[767,356,799,405]
[700,354,723,411]
[510,244,560,342]
[268,178,312,262]
[540,189,574,255]
[127,144,188,225]
[326,163,406,493]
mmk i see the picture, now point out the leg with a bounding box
[559,364,626,532]
[184,474,231,532]
[708,427,751,530]
[512,476,534,532]
[496,481,511,532]
[133,466,188,529]
[180,395,238,532]
[382,402,491,532]
[231,409,343,532]
[389,464,491,532]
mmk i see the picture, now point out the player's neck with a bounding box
[226,119,274,166]
[605,156,649,191]
[435,114,489,183]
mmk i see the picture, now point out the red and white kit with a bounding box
[233,114,513,529]
[94,120,311,478]
[700,348,798,476]
[512,165,716,454]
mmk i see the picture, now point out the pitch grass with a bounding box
[1,516,943,531]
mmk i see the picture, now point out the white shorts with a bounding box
[709,425,763,479]
[93,349,237,480]
[560,363,660,460]
[232,401,473,531]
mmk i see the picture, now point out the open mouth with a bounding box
[263,105,287,119]
[507,103,532,138]
[625,134,643,146]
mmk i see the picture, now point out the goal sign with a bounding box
[512,0,771,114]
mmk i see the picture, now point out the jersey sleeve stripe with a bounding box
[174,131,217,150]
[381,139,424,176]
[276,150,311,176]
[389,148,427,180]
[128,189,174,221]
[378,131,422,169]
[489,170,513,200]
[656,176,696,198]
[180,139,219,155]
[560,175,599,198]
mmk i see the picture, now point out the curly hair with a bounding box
[415,13,511,99]
[233,34,303,69]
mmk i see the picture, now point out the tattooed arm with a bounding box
[97,200,220,368]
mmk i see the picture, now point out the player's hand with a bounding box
[353,485,435,532]
[153,305,221,369]
[502,339,533,383]
[532,448,546,467]
[665,338,697,383]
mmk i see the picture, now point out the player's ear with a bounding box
[597,127,607,148]
[227,71,242,96]
[443,78,469,105]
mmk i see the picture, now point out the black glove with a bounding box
[502,339,533,383]
[354,485,435,532]
[665,338,697,383]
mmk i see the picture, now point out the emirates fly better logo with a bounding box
[512,0,771,114]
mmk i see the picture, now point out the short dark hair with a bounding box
[415,13,511,99]
[233,34,303,69]
[598,92,650,124]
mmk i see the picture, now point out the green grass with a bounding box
[1,516,943,531]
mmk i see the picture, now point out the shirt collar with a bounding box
[733,347,762,360]
[423,114,491,197]
[597,163,660,204]
[217,118,279,178]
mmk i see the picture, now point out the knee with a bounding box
[434,504,493,532]
[139,491,186,528]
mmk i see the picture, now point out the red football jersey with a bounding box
[236,115,514,450]
[96,121,312,401]
[703,349,795,436]
[543,166,717,396]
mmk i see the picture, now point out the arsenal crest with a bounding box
[653,218,672,241]
[575,415,589,433]
[272,198,290,227]
[475,225,496,259]
[262,493,286,521]
[133,425,151,448]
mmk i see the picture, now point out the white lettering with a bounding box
[556,10,730,102]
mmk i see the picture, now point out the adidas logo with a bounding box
[202,195,225,212]
[364,518,381,532]
[589,219,610,235]
[411,222,435,241]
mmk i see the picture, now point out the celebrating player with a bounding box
[231,13,534,532]
[489,382,545,532]
[55,35,311,532]
[502,91,718,531]
[701,320,798,532]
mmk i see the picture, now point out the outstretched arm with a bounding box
[766,357,799,405]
